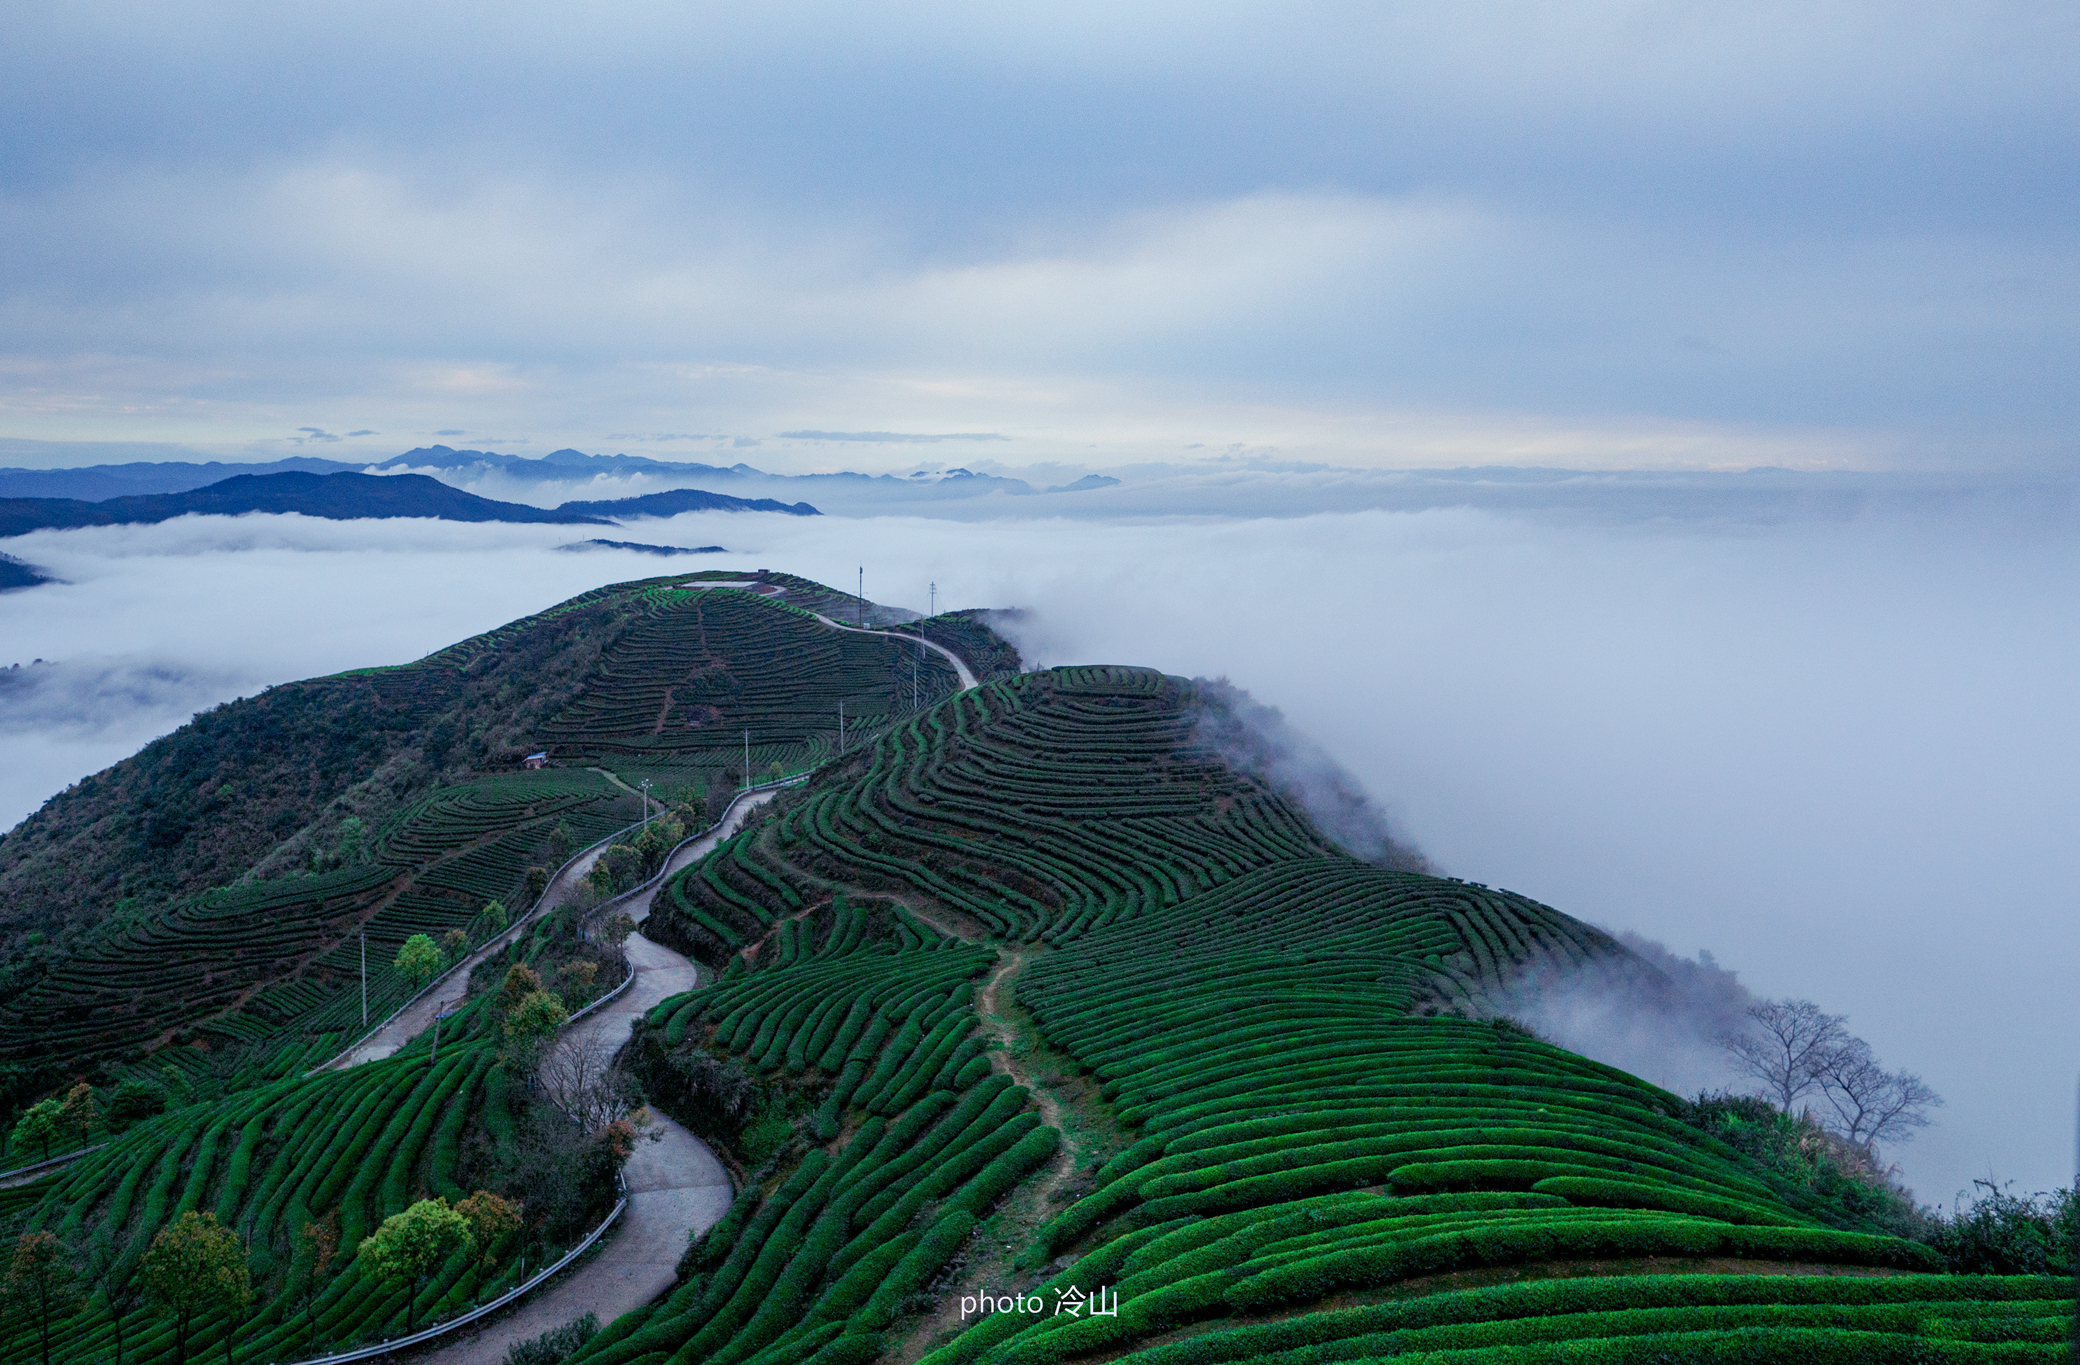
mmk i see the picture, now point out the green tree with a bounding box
[440,927,469,961]
[104,1079,166,1134]
[394,934,442,991]
[357,1198,471,1333]
[6,1231,80,1365]
[59,1081,97,1147]
[294,1211,338,1349]
[333,816,367,865]
[454,1190,523,1299]
[9,1098,61,1164]
[496,962,543,1013]
[500,989,568,1072]
[142,1212,248,1365]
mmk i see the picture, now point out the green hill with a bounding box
[0,571,2063,1365]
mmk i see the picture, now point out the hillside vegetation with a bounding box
[0,571,2066,1365]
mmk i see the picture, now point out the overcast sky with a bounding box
[2,2,2074,471]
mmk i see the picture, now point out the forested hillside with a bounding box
[0,572,2066,1365]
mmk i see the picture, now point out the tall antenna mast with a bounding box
[929,581,936,616]
[857,566,865,627]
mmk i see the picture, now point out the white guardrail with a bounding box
[310,811,654,1073]
[0,1141,109,1185]
[270,1171,630,1365]
[268,778,810,1359]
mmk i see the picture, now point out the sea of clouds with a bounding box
[2,487,2076,1207]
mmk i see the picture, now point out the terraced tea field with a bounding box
[0,573,2065,1364]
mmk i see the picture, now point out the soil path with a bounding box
[809,614,978,690]
[416,931,734,1364]
[883,921,1084,1363]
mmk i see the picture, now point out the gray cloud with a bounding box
[0,6,2069,466]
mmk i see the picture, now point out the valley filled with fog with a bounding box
[3,487,2073,1210]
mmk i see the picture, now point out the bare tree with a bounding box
[1724,999,1849,1111]
[1815,1037,1942,1152]
[539,1032,643,1136]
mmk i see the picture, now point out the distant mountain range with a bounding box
[0,470,823,540]
[0,445,1122,508]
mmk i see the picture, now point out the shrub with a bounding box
[504,1312,600,1365]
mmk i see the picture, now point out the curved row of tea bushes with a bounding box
[681,668,1340,949]
[586,919,1059,1365]
[0,1022,506,1365]
[1066,1273,2073,1364]
[0,768,628,1070]
[892,856,1959,1363]
[537,587,958,768]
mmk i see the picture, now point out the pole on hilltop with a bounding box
[857,567,864,627]
[929,581,936,617]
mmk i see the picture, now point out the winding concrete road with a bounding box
[414,788,789,1362]
[809,613,979,690]
[417,933,733,1365]
[322,837,619,1070]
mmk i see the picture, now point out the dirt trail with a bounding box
[884,916,1092,1364]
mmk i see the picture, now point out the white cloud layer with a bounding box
[0,2,2072,466]
[2,495,2074,1206]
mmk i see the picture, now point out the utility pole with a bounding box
[857,567,864,627]
[743,728,751,790]
[912,650,919,709]
[360,930,367,1026]
[838,701,845,754]
[639,779,652,834]
[930,581,936,617]
[431,1009,449,1067]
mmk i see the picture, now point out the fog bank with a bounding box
[1,496,2074,1205]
